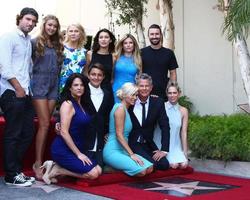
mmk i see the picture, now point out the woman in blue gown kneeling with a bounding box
[41,73,102,184]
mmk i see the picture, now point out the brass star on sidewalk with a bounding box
[145,181,226,196]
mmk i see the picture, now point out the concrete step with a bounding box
[190,158,250,179]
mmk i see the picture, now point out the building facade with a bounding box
[0,0,248,115]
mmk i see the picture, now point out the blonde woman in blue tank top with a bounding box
[112,34,142,103]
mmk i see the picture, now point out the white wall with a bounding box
[172,0,247,115]
[183,0,235,114]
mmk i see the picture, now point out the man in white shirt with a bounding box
[0,7,38,187]
[82,63,113,168]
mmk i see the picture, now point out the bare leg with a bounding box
[48,100,56,116]
[95,165,102,176]
[135,165,154,177]
[146,166,154,175]
[33,99,56,178]
[135,168,147,177]
[47,163,101,182]
[170,163,179,169]
[179,161,188,169]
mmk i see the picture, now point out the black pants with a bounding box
[131,142,169,170]
[0,90,34,178]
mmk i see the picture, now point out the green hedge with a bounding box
[188,114,250,162]
[179,95,193,113]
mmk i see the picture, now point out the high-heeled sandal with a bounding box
[40,160,54,184]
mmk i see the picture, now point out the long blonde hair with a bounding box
[115,34,142,72]
[35,15,64,64]
[64,23,87,49]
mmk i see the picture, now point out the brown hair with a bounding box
[35,15,64,65]
[166,81,181,93]
[16,7,38,25]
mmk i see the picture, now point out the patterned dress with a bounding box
[59,45,86,93]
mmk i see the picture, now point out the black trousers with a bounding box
[131,142,169,170]
[0,89,35,178]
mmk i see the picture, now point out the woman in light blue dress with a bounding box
[153,82,188,169]
[103,83,153,176]
[112,34,142,103]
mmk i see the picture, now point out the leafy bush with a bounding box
[188,113,250,162]
[179,95,193,113]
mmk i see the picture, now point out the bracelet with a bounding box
[129,153,134,157]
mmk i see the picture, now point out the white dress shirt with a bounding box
[0,28,32,96]
[88,83,104,112]
[88,83,104,151]
[133,97,150,126]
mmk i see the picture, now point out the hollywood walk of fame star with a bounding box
[145,181,226,196]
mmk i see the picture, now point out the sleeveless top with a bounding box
[51,98,91,154]
[112,55,138,96]
[166,102,187,164]
[90,52,113,92]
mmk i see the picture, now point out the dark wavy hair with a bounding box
[16,7,38,25]
[60,73,89,108]
[92,28,116,53]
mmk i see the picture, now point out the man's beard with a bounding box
[150,38,161,45]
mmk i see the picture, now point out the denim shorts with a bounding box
[31,73,59,100]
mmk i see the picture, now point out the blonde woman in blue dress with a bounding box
[103,83,153,176]
[165,82,188,169]
[112,34,142,103]
[153,81,188,169]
